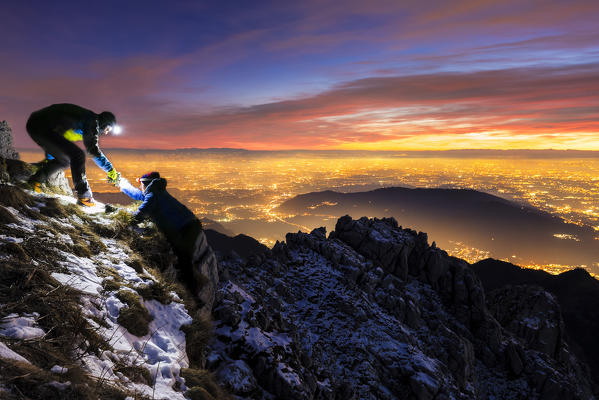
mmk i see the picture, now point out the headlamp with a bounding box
[112,125,123,135]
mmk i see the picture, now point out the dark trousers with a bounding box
[168,219,206,297]
[26,120,91,198]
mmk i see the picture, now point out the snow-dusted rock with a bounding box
[0,156,72,195]
[212,216,596,400]
[487,285,565,358]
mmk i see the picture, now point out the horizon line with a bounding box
[16,147,599,153]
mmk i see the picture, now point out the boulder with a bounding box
[0,121,19,160]
[487,285,564,358]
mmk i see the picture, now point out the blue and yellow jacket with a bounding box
[27,103,113,172]
[120,178,197,239]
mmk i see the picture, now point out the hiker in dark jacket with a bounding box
[119,171,209,296]
[26,103,121,207]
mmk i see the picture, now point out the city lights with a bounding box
[20,150,598,275]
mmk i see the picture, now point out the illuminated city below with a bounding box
[20,150,599,274]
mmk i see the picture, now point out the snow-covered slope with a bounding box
[0,183,222,400]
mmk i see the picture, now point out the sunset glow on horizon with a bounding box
[1,1,598,151]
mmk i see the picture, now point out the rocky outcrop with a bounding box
[210,216,595,399]
[0,157,72,195]
[191,229,220,320]
[0,121,19,160]
[0,121,71,194]
[472,259,599,382]
[488,285,564,358]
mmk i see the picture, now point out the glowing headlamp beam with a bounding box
[112,125,122,135]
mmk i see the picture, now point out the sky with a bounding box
[1,0,598,151]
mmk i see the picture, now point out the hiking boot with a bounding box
[32,182,42,193]
[77,197,96,207]
[22,180,43,193]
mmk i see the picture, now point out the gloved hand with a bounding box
[107,169,121,186]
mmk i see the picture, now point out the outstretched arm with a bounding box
[82,119,114,173]
[119,179,144,201]
[119,179,155,223]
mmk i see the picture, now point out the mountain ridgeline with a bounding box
[276,187,598,269]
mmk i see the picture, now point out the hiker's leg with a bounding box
[27,131,71,183]
[28,132,91,198]
[64,142,91,198]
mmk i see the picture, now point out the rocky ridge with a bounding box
[209,216,595,399]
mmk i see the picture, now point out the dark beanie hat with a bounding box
[98,111,116,129]
[137,171,160,183]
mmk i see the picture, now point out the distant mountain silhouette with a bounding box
[277,187,598,268]
[204,229,269,260]
[472,258,599,380]
[200,219,235,237]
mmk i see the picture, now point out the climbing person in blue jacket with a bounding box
[119,171,209,297]
[26,103,121,207]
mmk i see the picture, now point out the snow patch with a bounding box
[0,235,23,243]
[0,313,45,340]
[47,381,71,390]
[51,365,68,374]
[0,342,31,364]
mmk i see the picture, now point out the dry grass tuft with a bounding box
[68,223,108,255]
[0,205,18,224]
[1,242,30,262]
[136,280,174,305]
[128,229,176,272]
[116,290,153,337]
[0,184,46,220]
[39,197,70,219]
[180,317,213,368]
[187,386,215,400]
[112,209,135,225]
[113,364,153,386]
[17,236,71,267]
[180,369,226,399]
[101,278,122,293]
[0,184,35,210]
[126,257,147,274]
[72,243,93,258]
[0,358,151,400]
[96,266,123,281]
